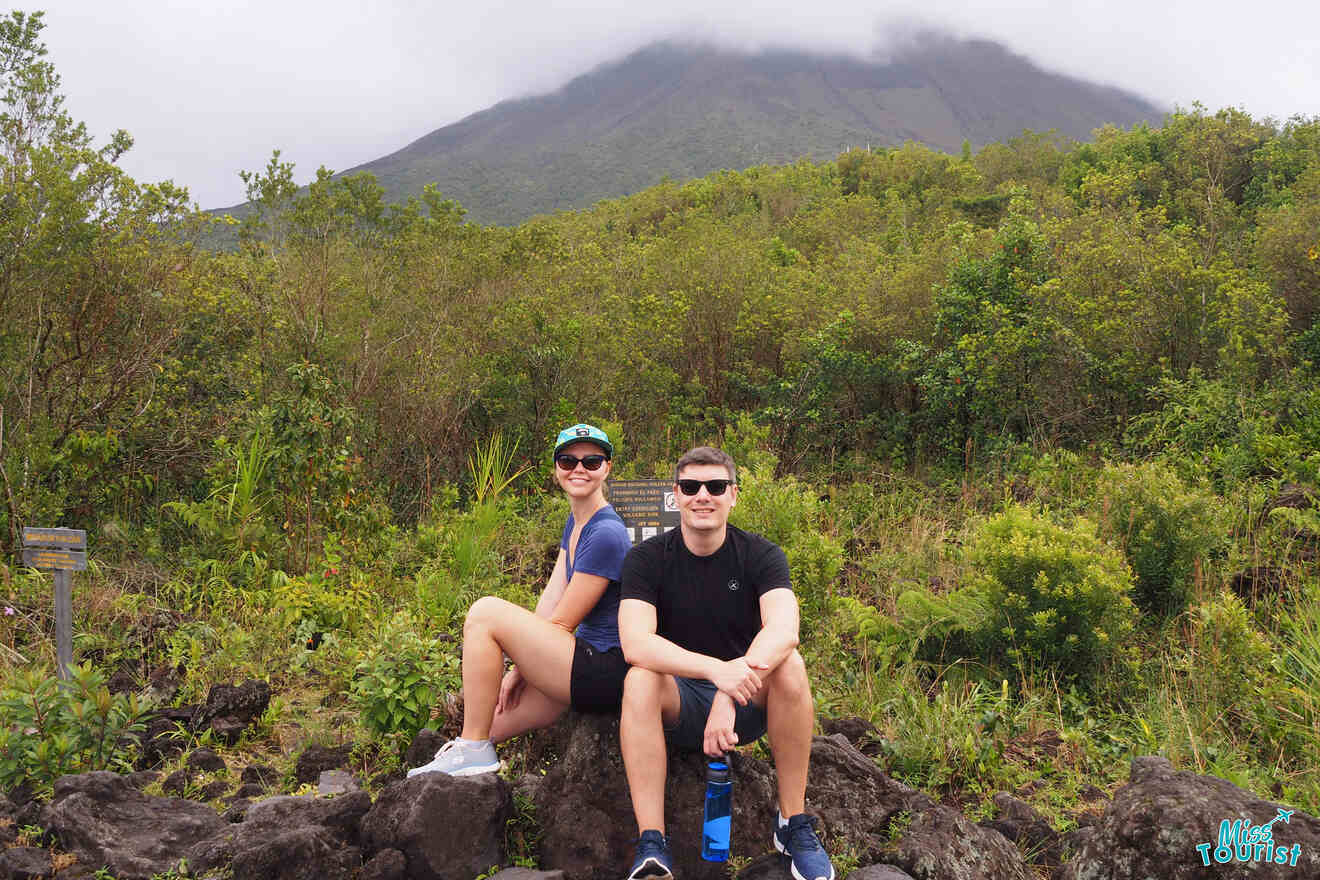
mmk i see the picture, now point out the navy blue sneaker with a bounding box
[627,829,673,880]
[776,813,834,880]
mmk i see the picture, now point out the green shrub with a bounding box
[1096,461,1222,618]
[963,506,1137,688]
[0,664,143,793]
[350,613,460,742]
[731,461,843,619]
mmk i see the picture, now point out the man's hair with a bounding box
[673,446,737,484]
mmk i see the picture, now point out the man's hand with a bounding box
[709,657,769,705]
[496,667,526,713]
[703,692,739,757]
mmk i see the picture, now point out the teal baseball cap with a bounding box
[553,423,613,459]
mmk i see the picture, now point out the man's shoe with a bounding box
[626,829,673,880]
[777,813,834,880]
[406,738,500,777]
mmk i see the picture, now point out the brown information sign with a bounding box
[22,547,88,571]
[607,479,680,544]
[22,527,87,550]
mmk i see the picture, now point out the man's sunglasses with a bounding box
[676,478,735,496]
[555,453,608,471]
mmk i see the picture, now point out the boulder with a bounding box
[489,870,568,880]
[136,706,195,766]
[240,763,278,787]
[41,771,227,880]
[362,772,512,880]
[186,748,227,773]
[804,733,935,862]
[533,714,777,880]
[735,852,792,880]
[295,743,355,784]
[361,848,408,880]
[845,867,916,880]
[892,805,1032,880]
[188,790,372,878]
[319,769,362,795]
[192,680,271,744]
[0,845,52,880]
[405,728,446,769]
[980,791,1062,868]
[1057,756,1320,879]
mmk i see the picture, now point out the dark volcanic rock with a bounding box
[361,848,408,880]
[735,852,792,880]
[160,768,194,797]
[821,717,883,756]
[296,743,356,784]
[534,713,777,880]
[192,679,271,744]
[240,763,278,787]
[0,845,53,880]
[137,706,195,766]
[189,791,372,878]
[846,867,917,880]
[893,805,1032,880]
[489,870,568,880]
[405,728,446,769]
[362,772,511,880]
[805,734,936,862]
[41,771,227,880]
[980,792,1062,868]
[186,748,227,773]
[1057,756,1320,879]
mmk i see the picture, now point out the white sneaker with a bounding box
[407,738,501,777]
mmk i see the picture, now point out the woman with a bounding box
[409,423,632,776]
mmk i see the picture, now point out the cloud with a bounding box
[28,1,1320,209]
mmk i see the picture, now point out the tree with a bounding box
[0,10,194,554]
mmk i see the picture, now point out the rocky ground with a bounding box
[3,695,1318,880]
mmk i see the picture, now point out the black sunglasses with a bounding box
[555,453,608,471]
[676,478,734,496]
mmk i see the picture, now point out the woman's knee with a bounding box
[464,595,508,633]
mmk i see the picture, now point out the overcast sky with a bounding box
[26,1,1320,210]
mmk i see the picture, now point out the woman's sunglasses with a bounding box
[555,453,608,471]
[675,478,734,496]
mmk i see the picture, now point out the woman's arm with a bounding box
[532,549,569,619]
[547,571,611,632]
[531,548,611,631]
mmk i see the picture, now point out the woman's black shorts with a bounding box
[569,638,629,713]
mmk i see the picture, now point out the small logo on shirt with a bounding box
[728,578,740,591]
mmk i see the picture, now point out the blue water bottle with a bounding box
[701,758,732,861]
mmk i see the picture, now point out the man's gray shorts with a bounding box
[663,676,768,752]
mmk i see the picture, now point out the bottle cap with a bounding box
[706,761,730,784]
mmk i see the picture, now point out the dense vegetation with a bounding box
[2,7,1318,860]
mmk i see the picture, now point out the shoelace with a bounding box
[635,834,668,859]
[789,817,824,853]
[433,740,464,761]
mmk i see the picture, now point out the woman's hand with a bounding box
[496,666,526,713]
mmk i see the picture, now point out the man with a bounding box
[617,446,833,880]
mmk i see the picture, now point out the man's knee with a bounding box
[767,650,811,700]
[622,666,665,708]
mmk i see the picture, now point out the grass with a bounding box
[2,455,1317,875]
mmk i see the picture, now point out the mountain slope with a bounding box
[277,35,1166,224]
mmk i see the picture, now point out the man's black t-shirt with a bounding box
[620,526,792,661]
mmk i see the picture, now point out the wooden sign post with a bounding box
[21,527,87,681]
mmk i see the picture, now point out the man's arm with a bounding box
[743,587,800,672]
[703,587,800,755]
[619,598,765,705]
